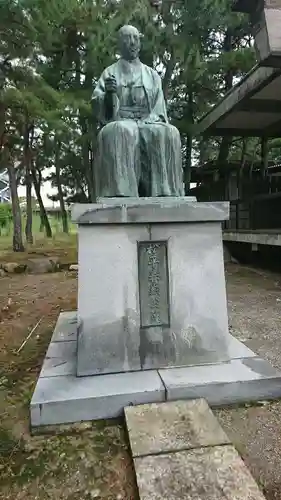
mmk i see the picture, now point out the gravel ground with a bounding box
[214,264,281,500]
[226,264,281,370]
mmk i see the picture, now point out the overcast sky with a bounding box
[18,179,59,207]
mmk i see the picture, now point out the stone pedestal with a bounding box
[30,197,281,428]
[73,198,230,376]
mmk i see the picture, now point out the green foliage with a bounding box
[0,203,12,234]
[0,0,278,213]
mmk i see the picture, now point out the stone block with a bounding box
[159,357,281,405]
[141,223,231,370]
[96,196,197,205]
[30,311,281,428]
[30,370,165,427]
[40,341,76,377]
[226,333,256,359]
[2,262,26,273]
[125,399,230,458]
[134,445,266,500]
[50,311,77,343]
[75,198,253,376]
[69,264,78,271]
[26,257,59,274]
[72,200,229,225]
[77,225,149,376]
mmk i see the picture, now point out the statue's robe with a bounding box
[93,58,184,197]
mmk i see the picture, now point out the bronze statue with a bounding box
[93,25,184,198]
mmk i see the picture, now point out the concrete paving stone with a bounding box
[159,357,281,405]
[40,341,76,377]
[134,445,266,500]
[30,370,165,427]
[125,399,230,458]
[50,311,77,342]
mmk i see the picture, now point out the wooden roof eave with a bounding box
[196,65,281,137]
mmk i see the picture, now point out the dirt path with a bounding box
[0,272,136,500]
[1,265,281,499]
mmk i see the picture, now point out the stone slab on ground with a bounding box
[125,399,230,458]
[30,312,281,427]
[159,357,281,405]
[26,257,59,274]
[127,400,265,499]
[134,445,266,500]
[1,262,26,273]
[30,370,165,427]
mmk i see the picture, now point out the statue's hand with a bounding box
[105,75,117,93]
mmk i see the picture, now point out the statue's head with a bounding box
[118,25,142,61]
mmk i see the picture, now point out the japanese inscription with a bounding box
[138,241,170,328]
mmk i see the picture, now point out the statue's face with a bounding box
[119,27,141,61]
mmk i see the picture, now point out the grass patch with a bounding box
[0,233,77,265]
[0,213,78,265]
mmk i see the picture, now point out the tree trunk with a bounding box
[73,34,95,202]
[55,138,68,233]
[238,138,248,198]
[25,172,33,243]
[261,136,269,177]
[185,133,192,194]
[162,55,175,101]
[199,135,212,165]
[218,136,232,164]
[24,125,33,244]
[7,160,25,252]
[80,114,95,201]
[162,7,175,101]
[37,168,47,232]
[31,163,52,238]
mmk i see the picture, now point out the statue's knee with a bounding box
[100,121,136,140]
[150,126,163,141]
[99,122,117,139]
[150,124,180,142]
[166,124,180,139]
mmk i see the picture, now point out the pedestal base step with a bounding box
[30,312,281,428]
